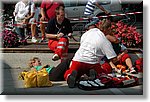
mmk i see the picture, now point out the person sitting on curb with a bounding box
[28,57,70,81]
[64,19,118,88]
[13,0,38,43]
[45,5,73,61]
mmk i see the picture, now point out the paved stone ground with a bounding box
[0,52,143,95]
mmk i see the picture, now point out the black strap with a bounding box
[28,1,32,14]
[45,2,53,11]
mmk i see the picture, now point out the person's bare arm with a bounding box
[46,33,64,39]
[95,2,109,14]
[109,61,117,69]
[40,8,47,21]
[26,12,35,19]
[109,57,118,64]
[106,35,119,44]
[23,13,35,23]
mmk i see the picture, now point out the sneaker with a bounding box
[129,67,137,74]
[67,70,77,88]
[94,79,105,86]
[89,69,97,80]
[79,81,92,87]
[31,37,38,43]
[52,54,60,61]
[87,80,99,87]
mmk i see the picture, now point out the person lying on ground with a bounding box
[28,57,70,81]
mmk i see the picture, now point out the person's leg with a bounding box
[64,61,87,88]
[48,40,58,52]
[101,62,112,74]
[15,27,25,39]
[31,24,36,38]
[121,53,137,73]
[125,58,133,69]
[49,59,71,81]
[52,38,69,61]
[64,61,85,81]
[40,18,46,40]
[29,18,38,43]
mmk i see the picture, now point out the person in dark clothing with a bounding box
[46,5,73,61]
[28,57,71,81]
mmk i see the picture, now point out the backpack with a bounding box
[19,68,53,88]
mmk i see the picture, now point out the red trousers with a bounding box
[48,38,69,60]
[101,53,131,74]
[119,53,130,64]
[64,61,105,80]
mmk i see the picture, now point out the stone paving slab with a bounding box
[0,53,143,95]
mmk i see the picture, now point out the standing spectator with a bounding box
[64,19,118,88]
[84,0,109,20]
[46,5,73,61]
[13,0,38,43]
[33,0,41,23]
[40,0,64,42]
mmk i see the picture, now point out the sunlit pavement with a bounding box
[1,52,143,95]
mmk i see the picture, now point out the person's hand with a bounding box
[68,33,72,38]
[105,11,110,15]
[57,33,64,39]
[22,18,29,24]
[13,12,16,16]
[41,16,48,21]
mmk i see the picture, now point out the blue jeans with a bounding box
[14,21,25,40]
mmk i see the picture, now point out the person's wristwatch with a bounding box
[55,35,58,39]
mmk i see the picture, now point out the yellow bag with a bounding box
[19,69,53,88]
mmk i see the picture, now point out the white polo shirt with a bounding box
[73,28,117,64]
[14,1,35,21]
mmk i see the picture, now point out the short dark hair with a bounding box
[55,5,65,15]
